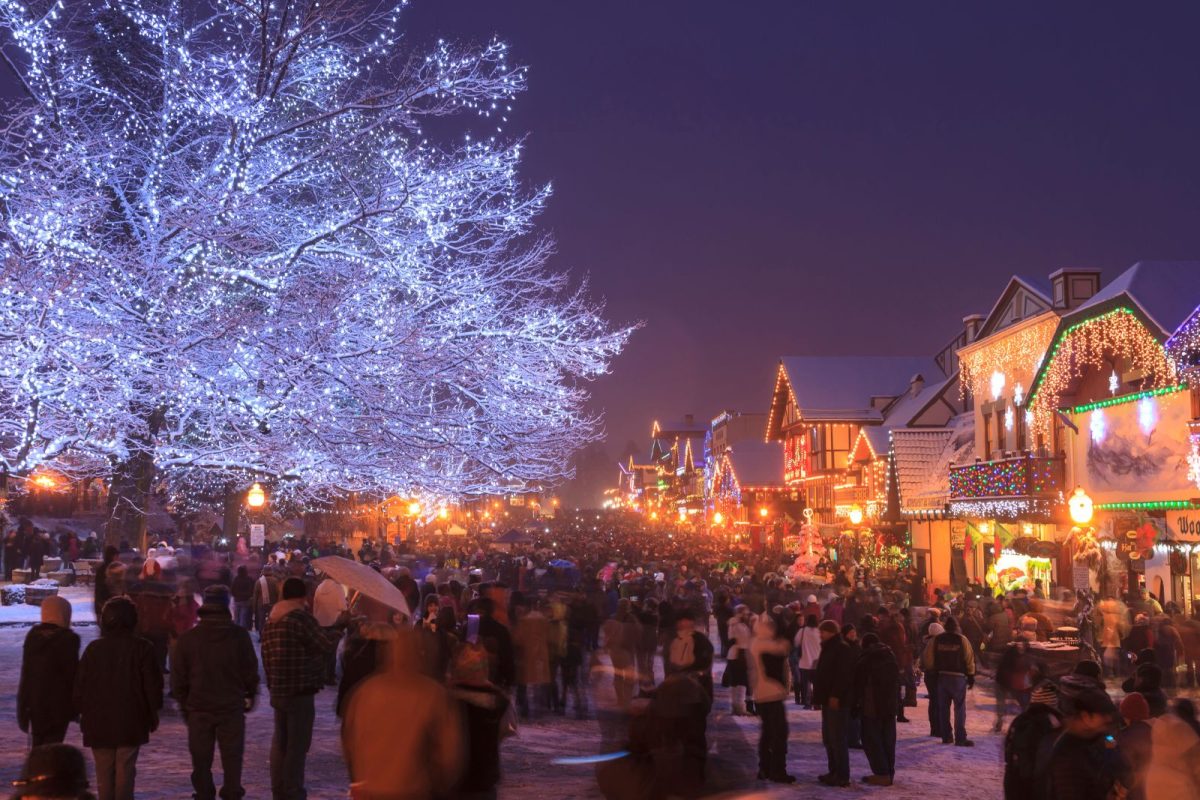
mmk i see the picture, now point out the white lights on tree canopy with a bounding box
[0,0,632,540]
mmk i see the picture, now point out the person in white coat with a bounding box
[750,614,794,784]
[1146,710,1200,800]
[794,614,822,709]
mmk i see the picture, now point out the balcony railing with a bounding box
[950,454,1065,500]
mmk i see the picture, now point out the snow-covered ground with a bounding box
[0,586,96,626]
[0,619,1009,799]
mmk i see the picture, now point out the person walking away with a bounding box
[11,743,95,800]
[1034,675,1128,800]
[261,577,346,800]
[725,605,754,715]
[878,610,913,722]
[921,621,945,738]
[602,599,641,710]
[813,619,854,787]
[1146,706,1200,800]
[855,632,899,786]
[1116,693,1152,800]
[842,624,863,748]
[337,622,397,718]
[513,601,552,718]
[26,527,47,581]
[922,616,976,747]
[448,643,510,800]
[476,597,515,691]
[92,547,119,619]
[750,614,794,784]
[634,597,659,690]
[713,590,733,658]
[171,585,260,800]
[994,634,1038,732]
[794,613,821,710]
[73,596,162,800]
[230,566,255,630]
[342,628,462,799]
[1001,681,1060,800]
[312,573,348,685]
[1153,617,1185,689]
[18,595,80,746]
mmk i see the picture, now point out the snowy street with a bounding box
[0,599,1004,799]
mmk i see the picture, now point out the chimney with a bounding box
[963,314,985,343]
[910,373,925,397]
[1049,268,1101,310]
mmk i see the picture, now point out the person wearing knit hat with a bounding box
[18,594,80,746]
[11,743,94,799]
[1119,691,1150,723]
[921,621,946,738]
[813,617,855,787]
[1002,680,1063,799]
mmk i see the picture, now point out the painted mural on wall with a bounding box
[1072,389,1193,501]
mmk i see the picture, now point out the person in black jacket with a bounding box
[18,595,80,746]
[1003,682,1062,800]
[73,596,163,800]
[448,642,511,799]
[855,633,899,786]
[477,597,515,690]
[229,566,255,630]
[171,585,259,800]
[813,619,855,787]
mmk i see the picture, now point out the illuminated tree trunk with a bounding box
[105,407,164,550]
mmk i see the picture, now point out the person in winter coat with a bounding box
[261,577,346,800]
[1153,619,1185,689]
[993,635,1040,732]
[877,610,913,721]
[854,633,899,786]
[1033,674,1127,800]
[793,614,822,710]
[342,629,462,799]
[725,605,754,715]
[252,566,280,635]
[337,622,396,718]
[1116,693,1153,800]
[92,546,119,618]
[229,566,256,630]
[813,619,855,787]
[26,529,48,580]
[513,601,552,718]
[665,610,714,699]
[18,595,80,746]
[1146,708,1200,800]
[477,597,515,691]
[171,586,260,800]
[448,642,511,799]
[603,599,641,710]
[1003,682,1061,800]
[922,615,976,747]
[750,615,793,784]
[1121,651,1168,718]
[73,596,163,800]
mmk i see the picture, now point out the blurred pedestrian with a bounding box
[171,585,260,800]
[342,630,462,799]
[1002,682,1061,800]
[855,632,899,786]
[750,614,793,784]
[18,595,80,746]
[11,743,95,800]
[448,643,510,799]
[74,596,162,800]
[814,619,854,787]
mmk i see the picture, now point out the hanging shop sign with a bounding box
[1169,510,1200,542]
[1171,551,1190,576]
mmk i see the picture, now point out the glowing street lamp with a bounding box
[32,473,56,490]
[713,511,725,526]
[848,506,864,526]
[246,482,266,509]
[408,501,422,516]
[759,507,770,519]
[438,507,449,520]
[1068,488,1094,526]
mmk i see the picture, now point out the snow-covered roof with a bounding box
[857,374,957,461]
[891,413,975,509]
[726,440,784,487]
[1068,261,1200,337]
[777,356,941,419]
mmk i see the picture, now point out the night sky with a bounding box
[400,1,1200,463]
[10,1,1200,480]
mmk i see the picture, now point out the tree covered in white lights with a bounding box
[0,0,631,544]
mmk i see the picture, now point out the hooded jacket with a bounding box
[18,602,80,737]
[813,634,855,706]
[853,642,899,718]
[73,610,163,748]
[171,603,259,715]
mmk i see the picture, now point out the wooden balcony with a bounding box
[948,454,1065,519]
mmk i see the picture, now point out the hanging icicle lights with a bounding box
[1028,308,1176,435]
[959,317,1058,400]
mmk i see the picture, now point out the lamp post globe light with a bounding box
[246,482,266,509]
[1069,487,1094,526]
[849,506,864,526]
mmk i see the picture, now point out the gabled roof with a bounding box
[853,374,958,462]
[1066,261,1200,337]
[975,275,1055,339]
[890,413,975,510]
[724,440,784,487]
[766,356,942,438]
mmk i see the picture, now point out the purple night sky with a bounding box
[8,1,1200,471]
[400,1,1200,459]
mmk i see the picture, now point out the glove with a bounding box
[966,675,975,690]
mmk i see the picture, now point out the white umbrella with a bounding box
[311,555,411,617]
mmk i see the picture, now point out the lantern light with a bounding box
[849,506,864,526]
[246,483,266,508]
[713,511,724,526]
[408,501,422,516]
[759,507,769,518]
[1068,488,1094,526]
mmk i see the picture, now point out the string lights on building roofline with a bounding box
[1028,308,1176,435]
[1166,303,1200,385]
[959,316,1058,400]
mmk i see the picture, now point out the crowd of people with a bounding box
[8,514,1200,799]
